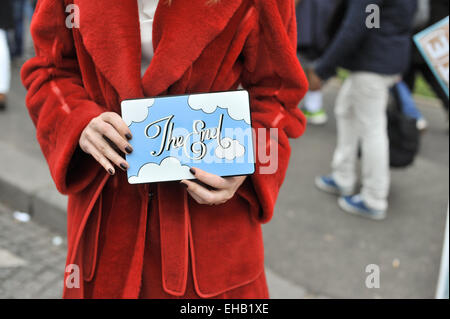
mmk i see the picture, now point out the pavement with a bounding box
[0,61,448,299]
[0,201,65,299]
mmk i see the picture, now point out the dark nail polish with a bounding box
[125,146,133,154]
[125,133,132,140]
[189,168,196,175]
[120,163,128,170]
[108,168,114,175]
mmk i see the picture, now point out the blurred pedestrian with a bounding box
[388,0,432,133]
[392,81,424,125]
[312,0,417,220]
[0,0,14,111]
[11,0,36,59]
[296,0,339,125]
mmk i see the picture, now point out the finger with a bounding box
[190,179,215,191]
[185,188,205,205]
[189,167,229,190]
[84,143,115,175]
[223,175,244,186]
[188,189,228,206]
[103,135,123,155]
[101,123,133,155]
[181,180,221,205]
[102,112,133,140]
[87,133,129,171]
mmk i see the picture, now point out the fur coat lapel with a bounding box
[75,0,244,101]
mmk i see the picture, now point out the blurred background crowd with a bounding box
[0,0,448,299]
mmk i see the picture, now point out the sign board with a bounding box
[414,17,449,97]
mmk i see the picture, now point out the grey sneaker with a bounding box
[315,175,354,196]
[338,194,387,221]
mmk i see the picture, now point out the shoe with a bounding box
[302,109,328,125]
[315,175,354,196]
[338,194,386,221]
[416,117,428,132]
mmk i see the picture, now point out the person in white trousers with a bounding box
[327,72,399,214]
[309,0,417,220]
[0,29,11,111]
[0,0,14,111]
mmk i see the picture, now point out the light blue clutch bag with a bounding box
[121,90,255,184]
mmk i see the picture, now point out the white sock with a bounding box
[303,90,323,113]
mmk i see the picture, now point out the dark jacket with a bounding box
[0,0,14,30]
[316,0,417,80]
[296,0,340,59]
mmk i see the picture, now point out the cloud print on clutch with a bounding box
[188,91,250,124]
[128,157,194,184]
[215,137,245,160]
[121,98,155,126]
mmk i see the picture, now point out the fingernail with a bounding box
[189,168,196,175]
[125,133,132,140]
[120,163,128,170]
[125,146,133,154]
[108,168,115,175]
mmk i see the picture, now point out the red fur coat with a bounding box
[22,0,307,298]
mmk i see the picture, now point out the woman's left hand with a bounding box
[180,168,247,206]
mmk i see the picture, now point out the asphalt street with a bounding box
[263,83,449,298]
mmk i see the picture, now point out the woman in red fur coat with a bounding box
[22,0,307,298]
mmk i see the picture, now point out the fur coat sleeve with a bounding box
[21,0,105,195]
[239,0,308,223]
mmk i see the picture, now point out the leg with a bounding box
[394,81,424,120]
[298,52,328,125]
[0,29,11,110]
[302,90,328,125]
[331,76,359,192]
[303,90,323,113]
[351,73,398,212]
[12,0,25,58]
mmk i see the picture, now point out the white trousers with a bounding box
[332,72,399,211]
[0,29,11,94]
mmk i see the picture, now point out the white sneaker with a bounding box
[302,109,328,125]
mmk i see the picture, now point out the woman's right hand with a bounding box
[79,112,133,175]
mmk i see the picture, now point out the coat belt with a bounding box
[122,182,189,298]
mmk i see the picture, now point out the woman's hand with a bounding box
[79,112,133,175]
[181,168,247,206]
